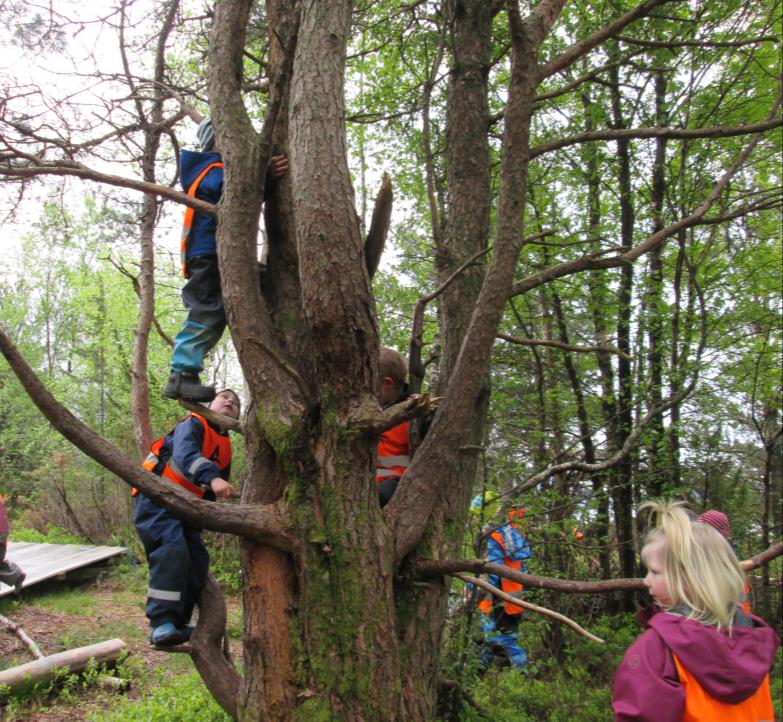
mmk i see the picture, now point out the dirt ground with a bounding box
[0,574,239,722]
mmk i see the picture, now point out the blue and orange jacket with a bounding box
[139,413,232,499]
[478,522,532,616]
[179,149,223,269]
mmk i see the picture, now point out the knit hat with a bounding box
[697,509,730,539]
[197,118,215,152]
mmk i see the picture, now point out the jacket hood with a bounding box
[647,607,779,704]
[180,149,222,190]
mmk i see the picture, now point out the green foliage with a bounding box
[87,670,232,722]
[455,614,640,722]
[9,524,89,545]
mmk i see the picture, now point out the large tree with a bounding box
[1,0,780,719]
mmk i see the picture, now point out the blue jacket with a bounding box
[150,415,232,490]
[180,149,223,258]
[486,523,532,589]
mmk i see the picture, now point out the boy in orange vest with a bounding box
[163,118,288,403]
[135,389,240,646]
[376,347,411,507]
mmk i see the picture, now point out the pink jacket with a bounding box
[612,605,779,721]
[0,497,8,536]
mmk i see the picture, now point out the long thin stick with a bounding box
[0,613,45,659]
[456,574,605,644]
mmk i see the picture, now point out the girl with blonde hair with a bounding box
[613,500,778,721]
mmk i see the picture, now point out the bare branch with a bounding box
[539,0,676,79]
[415,558,644,593]
[740,541,783,573]
[615,34,780,49]
[456,574,605,643]
[0,161,215,214]
[530,118,783,159]
[350,393,437,436]
[190,575,241,718]
[498,332,630,360]
[416,541,783,595]
[512,94,783,298]
[178,400,244,435]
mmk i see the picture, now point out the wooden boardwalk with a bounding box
[0,542,127,598]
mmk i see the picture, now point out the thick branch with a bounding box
[188,575,240,718]
[539,0,675,79]
[0,162,214,214]
[456,574,605,643]
[741,541,782,572]
[364,172,393,279]
[416,559,644,593]
[350,393,437,436]
[0,327,291,549]
[179,400,244,435]
[416,540,783,593]
[530,118,783,159]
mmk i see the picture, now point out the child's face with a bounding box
[210,391,240,420]
[379,377,402,406]
[643,542,672,608]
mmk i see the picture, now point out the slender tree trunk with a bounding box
[644,70,668,496]
[609,59,637,606]
[581,83,612,579]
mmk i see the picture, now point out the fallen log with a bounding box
[0,638,127,695]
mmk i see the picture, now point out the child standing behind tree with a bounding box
[163,117,288,403]
[612,500,778,721]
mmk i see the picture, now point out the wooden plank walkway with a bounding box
[0,542,127,598]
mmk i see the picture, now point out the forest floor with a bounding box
[0,564,240,722]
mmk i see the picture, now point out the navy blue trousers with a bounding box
[134,494,209,628]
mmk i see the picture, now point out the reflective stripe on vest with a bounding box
[478,525,525,616]
[672,653,774,722]
[134,413,231,498]
[376,421,410,482]
[180,161,223,278]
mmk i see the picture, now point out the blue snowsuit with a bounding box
[480,522,532,669]
[134,414,232,629]
[170,150,226,375]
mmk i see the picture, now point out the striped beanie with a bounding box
[197,118,215,152]
[697,509,730,539]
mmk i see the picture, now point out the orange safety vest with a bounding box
[136,413,232,498]
[740,579,751,615]
[672,653,774,722]
[180,161,223,278]
[376,421,410,483]
[478,524,525,616]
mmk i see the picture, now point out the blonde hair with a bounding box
[379,347,407,387]
[640,499,746,631]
